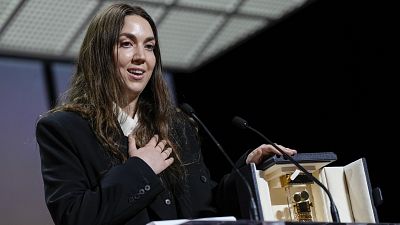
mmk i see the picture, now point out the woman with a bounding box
[36,3,296,225]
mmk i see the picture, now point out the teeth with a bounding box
[128,69,144,75]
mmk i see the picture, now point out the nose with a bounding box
[132,45,145,64]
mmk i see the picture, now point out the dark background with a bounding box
[173,0,398,223]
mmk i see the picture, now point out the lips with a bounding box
[127,68,145,80]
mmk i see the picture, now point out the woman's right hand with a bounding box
[128,134,174,174]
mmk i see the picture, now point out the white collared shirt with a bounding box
[117,109,138,137]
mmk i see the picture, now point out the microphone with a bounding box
[232,116,341,223]
[180,103,260,221]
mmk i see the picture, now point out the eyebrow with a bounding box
[119,32,155,43]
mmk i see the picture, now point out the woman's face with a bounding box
[114,15,156,100]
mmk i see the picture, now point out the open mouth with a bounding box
[127,69,145,79]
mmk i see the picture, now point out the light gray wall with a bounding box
[0,58,176,225]
[0,58,74,225]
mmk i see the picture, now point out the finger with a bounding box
[258,144,280,156]
[245,151,254,164]
[272,143,284,155]
[155,145,163,152]
[255,148,263,157]
[245,154,252,164]
[246,149,262,164]
[128,134,137,151]
[164,157,174,167]
[286,148,297,155]
[156,140,167,152]
[254,149,264,163]
[262,143,284,156]
[128,134,137,157]
[161,148,169,159]
[276,144,297,155]
[163,147,172,156]
[145,135,159,147]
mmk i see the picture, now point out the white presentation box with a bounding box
[237,152,380,223]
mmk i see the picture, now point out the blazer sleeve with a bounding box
[36,114,164,225]
[214,149,252,218]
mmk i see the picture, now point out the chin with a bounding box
[126,86,144,96]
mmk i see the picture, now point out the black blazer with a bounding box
[36,111,237,225]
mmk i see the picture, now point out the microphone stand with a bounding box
[233,116,340,223]
[181,104,260,221]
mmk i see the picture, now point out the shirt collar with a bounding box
[117,107,138,137]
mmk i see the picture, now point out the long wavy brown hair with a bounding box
[52,3,185,190]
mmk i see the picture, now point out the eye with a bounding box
[145,43,155,51]
[120,41,132,48]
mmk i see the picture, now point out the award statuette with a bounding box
[258,152,337,222]
[280,173,315,222]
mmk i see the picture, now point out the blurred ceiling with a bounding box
[0,0,313,72]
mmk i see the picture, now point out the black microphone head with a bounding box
[232,116,249,129]
[180,103,195,115]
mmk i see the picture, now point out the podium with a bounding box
[183,222,397,225]
[182,221,397,225]
[235,152,382,223]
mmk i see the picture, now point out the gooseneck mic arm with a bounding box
[180,103,260,221]
[232,116,340,223]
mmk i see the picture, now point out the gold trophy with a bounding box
[280,172,316,222]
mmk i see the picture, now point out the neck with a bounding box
[121,98,138,118]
